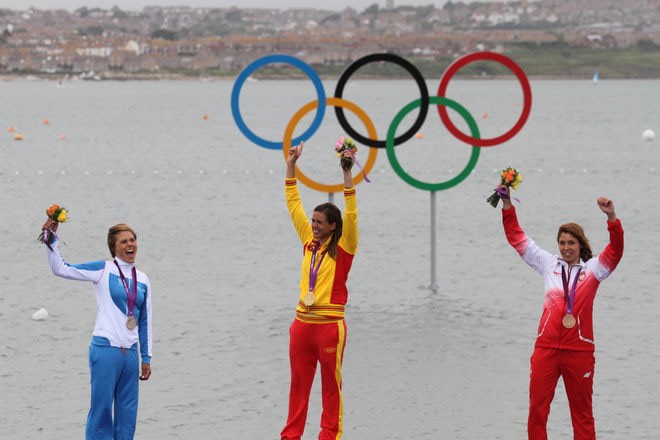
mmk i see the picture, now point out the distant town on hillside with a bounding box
[1,0,659,79]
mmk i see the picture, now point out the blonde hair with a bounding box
[107,223,137,258]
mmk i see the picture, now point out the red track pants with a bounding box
[528,347,596,440]
[281,318,347,440]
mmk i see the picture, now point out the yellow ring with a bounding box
[283,97,378,193]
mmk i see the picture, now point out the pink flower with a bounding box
[335,136,344,152]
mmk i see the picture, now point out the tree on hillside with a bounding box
[150,29,178,40]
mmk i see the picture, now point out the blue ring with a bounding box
[230,54,326,150]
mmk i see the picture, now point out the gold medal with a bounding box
[562,314,576,329]
[303,291,315,307]
[126,316,137,330]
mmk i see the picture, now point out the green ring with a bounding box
[386,96,481,192]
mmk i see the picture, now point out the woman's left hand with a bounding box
[140,363,151,381]
[597,197,617,221]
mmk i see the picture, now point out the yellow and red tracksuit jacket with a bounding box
[286,178,357,323]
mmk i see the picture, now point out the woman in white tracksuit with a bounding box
[42,219,153,440]
[497,187,623,440]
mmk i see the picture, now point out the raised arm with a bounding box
[285,141,313,243]
[343,165,354,189]
[42,218,104,282]
[286,141,303,179]
[594,196,623,274]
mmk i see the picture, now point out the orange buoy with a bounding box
[7,126,15,132]
[202,114,209,120]
[414,132,424,139]
[482,112,489,119]
[14,133,24,141]
[42,119,50,125]
[60,134,67,141]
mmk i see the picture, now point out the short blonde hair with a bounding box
[107,224,137,258]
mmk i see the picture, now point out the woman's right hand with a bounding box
[287,141,303,166]
[42,218,58,232]
[498,184,513,209]
[286,141,303,179]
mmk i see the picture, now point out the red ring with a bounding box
[437,52,532,147]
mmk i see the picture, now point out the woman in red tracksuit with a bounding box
[499,186,623,440]
[280,141,358,440]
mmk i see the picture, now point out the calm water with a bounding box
[1,77,659,439]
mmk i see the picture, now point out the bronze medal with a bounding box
[562,314,576,329]
[126,316,137,330]
[303,291,315,307]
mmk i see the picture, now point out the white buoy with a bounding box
[32,308,49,320]
[642,129,655,141]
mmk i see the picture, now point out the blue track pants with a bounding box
[86,343,139,440]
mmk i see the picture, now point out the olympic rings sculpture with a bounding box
[231,52,532,192]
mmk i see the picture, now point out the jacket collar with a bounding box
[557,257,584,270]
[114,256,135,269]
[307,237,331,253]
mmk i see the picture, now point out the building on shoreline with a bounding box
[0,1,659,79]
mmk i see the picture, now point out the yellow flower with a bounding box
[57,210,68,222]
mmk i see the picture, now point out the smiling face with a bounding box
[311,210,336,242]
[558,231,581,265]
[113,230,138,263]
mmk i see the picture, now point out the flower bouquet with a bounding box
[334,136,371,182]
[486,167,522,207]
[38,204,68,248]
[335,136,358,171]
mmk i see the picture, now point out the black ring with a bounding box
[334,53,429,149]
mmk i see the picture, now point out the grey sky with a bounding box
[3,0,457,12]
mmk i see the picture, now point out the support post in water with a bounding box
[429,191,438,293]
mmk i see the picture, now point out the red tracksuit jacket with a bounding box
[503,206,624,351]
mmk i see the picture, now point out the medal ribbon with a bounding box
[561,265,582,315]
[308,241,327,294]
[114,260,137,318]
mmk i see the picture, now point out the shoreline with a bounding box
[1,73,656,82]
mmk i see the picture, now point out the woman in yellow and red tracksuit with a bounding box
[280,141,357,440]
[499,186,624,440]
